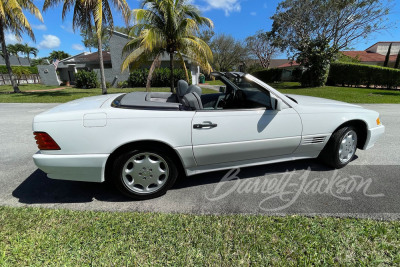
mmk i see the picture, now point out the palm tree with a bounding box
[48,50,70,61]
[43,0,130,94]
[22,43,38,64]
[122,0,213,92]
[7,43,26,65]
[0,0,42,93]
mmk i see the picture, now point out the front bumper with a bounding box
[33,152,109,183]
[363,125,385,150]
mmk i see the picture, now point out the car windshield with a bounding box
[202,74,272,110]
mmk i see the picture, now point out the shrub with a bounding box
[327,62,400,89]
[0,65,38,74]
[117,81,129,88]
[105,81,112,88]
[252,68,283,83]
[75,70,99,89]
[291,67,303,82]
[128,68,191,87]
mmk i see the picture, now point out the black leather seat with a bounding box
[182,85,203,110]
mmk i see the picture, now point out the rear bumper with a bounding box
[363,125,385,150]
[33,152,109,183]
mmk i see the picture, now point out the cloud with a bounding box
[200,0,241,16]
[38,35,61,49]
[32,24,47,31]
[5,32,18,44]
[61,22,74,33]
[250,12,256,16]
[72,43,85,51]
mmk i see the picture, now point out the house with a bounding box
[0,55,30,66]
[273,41,400,70]
[38,31,201,86]
[341,42,400,67]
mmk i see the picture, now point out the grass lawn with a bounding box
[272,82,400,104]
[0,206,398,265]
[0,84,61,92]
[204,80,225,86]
[0,85,217,103]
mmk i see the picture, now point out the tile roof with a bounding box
[341,51,397,62]
[278,61,299,68]
[74,51,111,63]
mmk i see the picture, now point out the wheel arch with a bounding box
[333,119,368,149]
[104,140,186,182]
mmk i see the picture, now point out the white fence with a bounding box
[0,74,41,85]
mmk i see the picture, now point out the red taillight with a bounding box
[33,132,61,150]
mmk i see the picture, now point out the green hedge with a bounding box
[128,68,191,87]
[75,70,99,89]
[0,66,38,74]
[328,62,400,89]
[252,68,283,83]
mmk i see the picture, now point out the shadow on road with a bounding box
[12,169,131,204]
[13,159,334,204]
[173,159,333,189]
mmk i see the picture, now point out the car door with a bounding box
[191,99,302,166]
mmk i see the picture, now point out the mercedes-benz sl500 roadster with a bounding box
[32,72,385,199]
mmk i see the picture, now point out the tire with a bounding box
[112,146,178,200]
[319,126,358,169]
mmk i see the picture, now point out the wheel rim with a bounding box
[338,130,357,163]
[121,152,169,194]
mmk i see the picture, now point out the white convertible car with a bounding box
[33,72,385,199]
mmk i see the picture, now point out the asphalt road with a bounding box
[0,103,399,220]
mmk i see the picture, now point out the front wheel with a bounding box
[112,147,178,200]
[319,126,358,169]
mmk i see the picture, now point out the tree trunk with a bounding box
[96,23,107,95]
[146,53,161,92]
[0,21,20,93]
[177,52,189,83]
[169,52,174,93]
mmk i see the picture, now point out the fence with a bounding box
[0,74,41,85]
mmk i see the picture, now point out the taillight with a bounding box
[33,132,61,150]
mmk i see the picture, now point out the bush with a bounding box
[0,65,38,74]
[75,70,99,89]
[105,81,112,88]
[117,81,128,88]
[252,68,283,83]
[128,68,191,87]
[291,67,303,82]
[327,62,400,89]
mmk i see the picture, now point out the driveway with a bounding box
[0,103,399,219]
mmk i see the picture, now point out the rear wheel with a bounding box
[112,147,178,200]
[319,126,358,168]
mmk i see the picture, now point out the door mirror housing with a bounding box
[272,97,284,111]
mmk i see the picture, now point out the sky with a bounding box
[10,0,400,59]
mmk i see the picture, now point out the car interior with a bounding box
[113,73,273,111]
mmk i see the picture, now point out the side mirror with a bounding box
[273,98,283,111]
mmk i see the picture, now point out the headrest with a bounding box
[187,85,202,96]
[177,80,189,97]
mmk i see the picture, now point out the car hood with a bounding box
[286,94,362,109]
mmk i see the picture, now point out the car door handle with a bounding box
[193,122,218,129]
